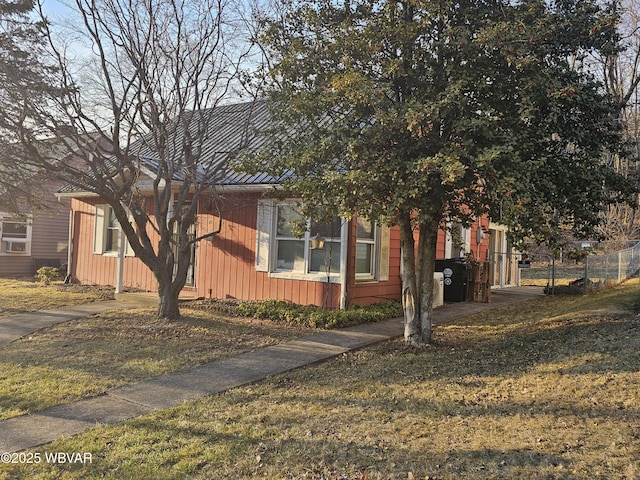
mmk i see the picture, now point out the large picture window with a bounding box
[255,201,390,283]
[0,214,32,255]
[274,204,342,275]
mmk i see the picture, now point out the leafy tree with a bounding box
[7,0,258,319]
[0,0,57,212]
[240,0,636,344]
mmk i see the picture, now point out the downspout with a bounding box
[57,196,73,283]
[115,228,124,294]
[66,209,73,282]
[339,219,349,309]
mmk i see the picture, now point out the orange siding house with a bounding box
[66,189,490,308]
[60,101,491,308]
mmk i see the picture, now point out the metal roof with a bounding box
[59,100,287,194]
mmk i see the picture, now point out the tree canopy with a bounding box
[240,0,636,344]
[0,0,57,212]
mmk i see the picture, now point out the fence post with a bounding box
[584,255,589,295]
[551,255,555,295]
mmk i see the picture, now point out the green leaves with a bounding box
[244,0,634,250]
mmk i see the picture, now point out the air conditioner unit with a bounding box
[3,241,27,253]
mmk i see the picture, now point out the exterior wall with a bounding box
[70,197,157,290]
[1,197,70,279]
[195,193,340,307]
[68,192,492,308]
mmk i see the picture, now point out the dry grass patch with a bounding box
[2,286,639,479]
[0,307,313,420]
[0,279,113,318]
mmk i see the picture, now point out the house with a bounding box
[57,101,501,308]
[0,205,69,278]
[0,133,108,279]
[0,162,72,278]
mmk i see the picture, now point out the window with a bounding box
[93,205,133,256]
[255,201,390,283]
[0,214,32,255]
[105,207,120,253]
[354,216,391,282]
[274,204,342,275]
[256,201,344,281]
[355,217,376,277]
[445,222,471,258]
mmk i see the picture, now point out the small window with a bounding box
[105,207,120,253]
[355,217,376,276]
[93,204,133,256]
[354,216,391,282]
[0,215,32,255]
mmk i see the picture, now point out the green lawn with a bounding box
[1,284,638,479]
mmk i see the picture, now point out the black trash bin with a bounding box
[435,258,469,302]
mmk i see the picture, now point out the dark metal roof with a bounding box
[132,99,282,187]
[59,100,286,194]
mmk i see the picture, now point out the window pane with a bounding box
[3,241,26,253]
[310,217,342,239]
[276,239,305,271]
[356,217,374,240]
[276,206,304,237]
[107,208,119,228]
[310,241,340,273]
[3,220,28,239]
[355,243,373,274]
[105,228,118,252]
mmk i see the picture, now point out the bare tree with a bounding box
[598,0,640,240]
[10,0,259,318]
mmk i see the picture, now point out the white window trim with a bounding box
[0,213,32,256]
[93,204,134,257]
[256,200,345,283]
[354,218,391,283]
[355,220,378,282]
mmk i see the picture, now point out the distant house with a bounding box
[57,101,505,308]
[0,147,73,278]
[0,134,105,279]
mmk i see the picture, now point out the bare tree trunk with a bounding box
[417,220,438,344]
[158,279,181,320]
[400,216,420,345]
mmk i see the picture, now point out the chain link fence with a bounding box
[582,242,640,292]
[501,241,640,295]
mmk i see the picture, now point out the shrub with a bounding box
[36,266,60,285]
[234,299,403,329]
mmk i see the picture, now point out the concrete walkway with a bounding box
[0,288,543,453]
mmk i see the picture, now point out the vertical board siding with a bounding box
[71,198,156,290]
[195,193,335,307]
[70,192,493,309]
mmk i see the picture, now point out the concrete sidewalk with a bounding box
[0,297,154,347]
[0,288,543,453]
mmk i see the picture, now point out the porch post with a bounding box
[339,218,349,309]
[115,228,125,294]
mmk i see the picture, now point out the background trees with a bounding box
[241,0,636,344]
[0,0,57,213]
[3,0,259,319]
